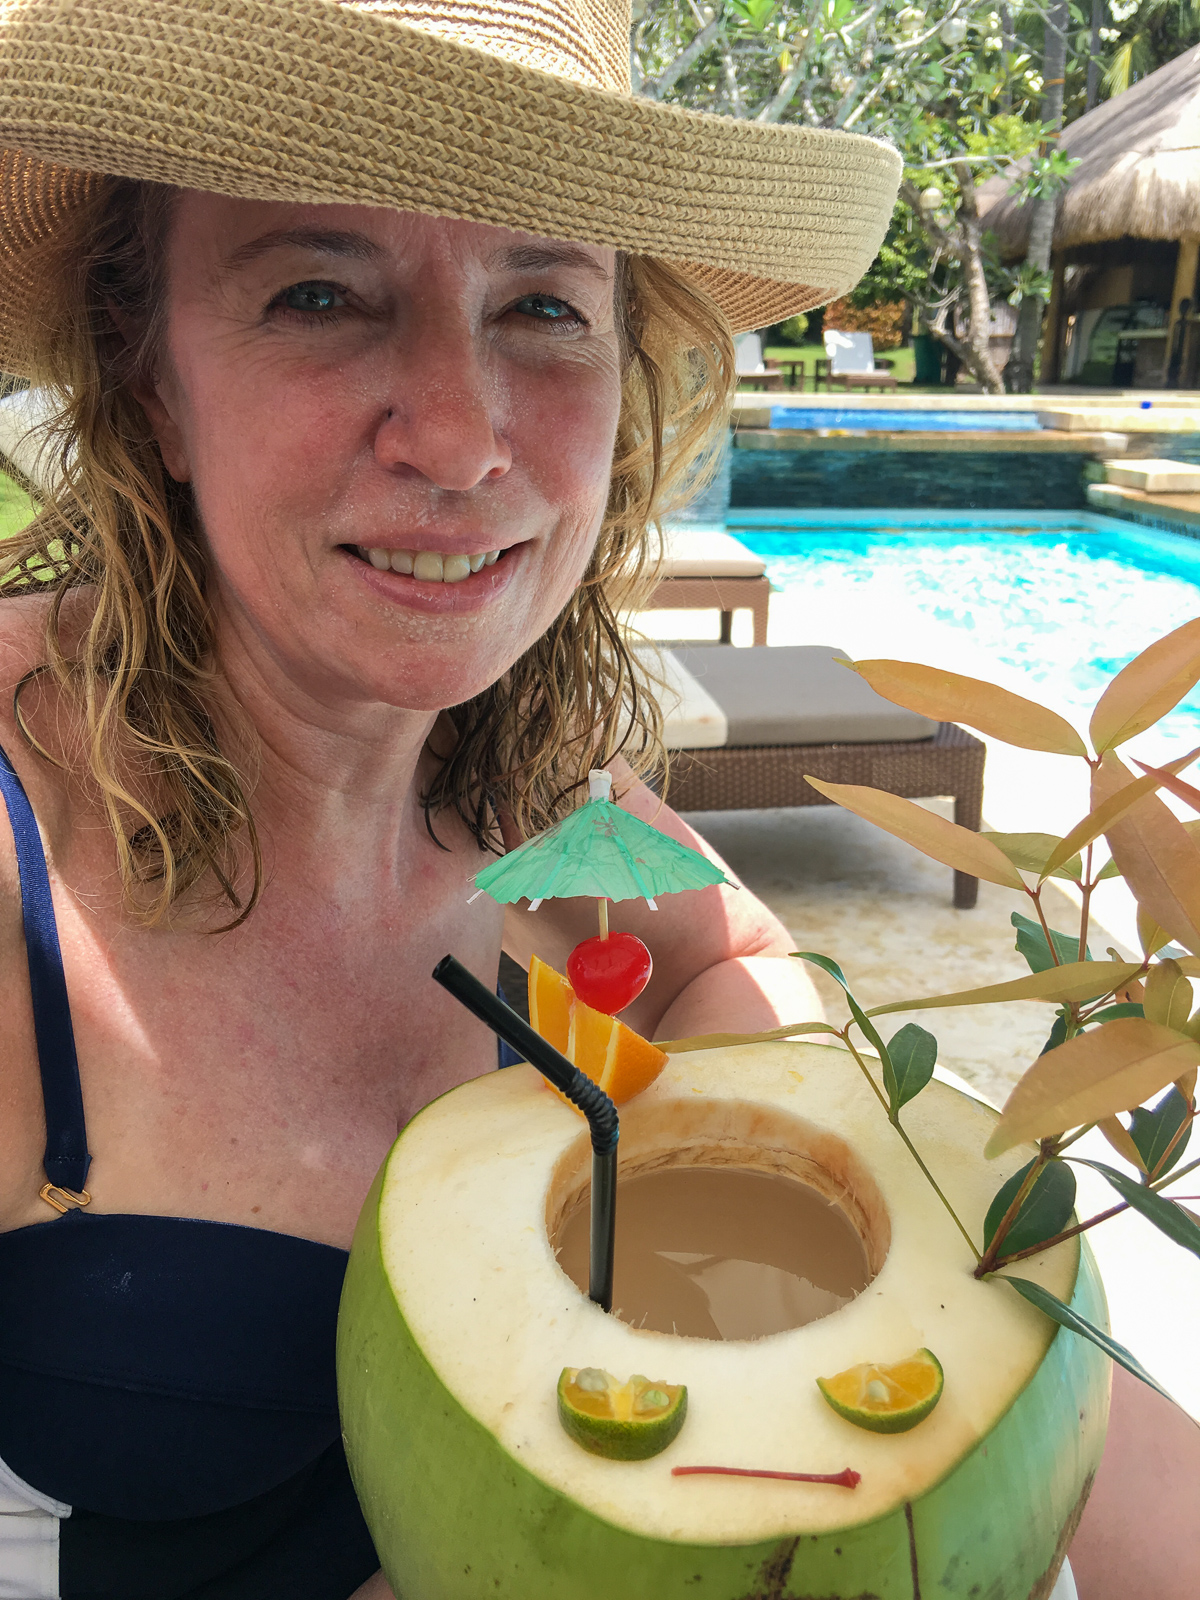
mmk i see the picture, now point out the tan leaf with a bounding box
[1133,760,1200,815]
[847,660,1087,755]
[1176,1066,1198,1104]
[1095,752,1200,956]
[1138,908,1171,958]
[655,1021,839,1053]
[1143,958,1194,1031]
[986,1018,1200,1157]
[1098,1115,1149,1173]
[1042,760,1199,881]
[1090,616,1200,752]
[983,831,1082,880]
[804,778,1025,889]
[867,960,1141,1018]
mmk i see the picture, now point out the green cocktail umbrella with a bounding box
[472,770,729,915]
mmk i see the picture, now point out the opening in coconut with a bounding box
[547,1098,890,1342]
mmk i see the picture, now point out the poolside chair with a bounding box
[655,644,985,909]
[734,332,784,392]
[814,331,897,392]
[644,527,771,645]
[0,383,56,489]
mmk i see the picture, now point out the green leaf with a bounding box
[1075,1159,1200,1260]
[886,1023,937,1112]
[1012,911,1087,974]
[793,952,893,1081]
[1129,1088,1193,1178]
[793,951,850,990]
[985,1158,1077,1258]
[1040,1013,1068,1055]
[1001,1276,1177,1405]
[1086,1003,1145,1026]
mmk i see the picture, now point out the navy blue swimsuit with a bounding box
[0,743,380,1597]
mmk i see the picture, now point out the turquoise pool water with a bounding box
[727,510,1200,749]
[767,407,1041,432]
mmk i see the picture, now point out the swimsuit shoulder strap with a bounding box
[0,740,90,1194]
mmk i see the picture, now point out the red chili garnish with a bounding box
[672,1466,860,1488]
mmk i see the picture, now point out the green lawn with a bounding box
[0,472,34,540]
[763,341,916,387]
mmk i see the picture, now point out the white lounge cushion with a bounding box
[638,645,728,750]
[0,387,59,490]
[733,331,765,375]
[658,527,767,579]
[823,330,877,375]
[666,645,938,747]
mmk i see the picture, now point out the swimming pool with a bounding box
[727,509,1200,757]
[767,407,1042,432]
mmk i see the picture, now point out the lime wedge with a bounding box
[816,1348,944,1434]
[557,1367,688,1460]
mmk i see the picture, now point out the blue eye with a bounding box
[512,294,580,323]
[280,281,346,314]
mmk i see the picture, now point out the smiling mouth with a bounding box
[352,544,504,584]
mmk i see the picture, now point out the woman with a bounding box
[0,2,1192,1597]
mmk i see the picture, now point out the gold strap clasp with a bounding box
[39,1182,91,1214]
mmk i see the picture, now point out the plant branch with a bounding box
[842,1030,981,1262]
[991,1152,1200,1269]
[641,9,723,100]
[974,1149,1049,1277]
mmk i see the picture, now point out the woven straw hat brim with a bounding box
[0,0,901,375]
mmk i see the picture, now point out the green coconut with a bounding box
[338,1043,1109,1599]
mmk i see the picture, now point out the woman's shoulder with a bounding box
[0,588,88,823]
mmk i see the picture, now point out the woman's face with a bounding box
[141,193,624,713]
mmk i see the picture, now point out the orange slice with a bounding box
[817,1349,944,1434]
[528,954,572,1055]
[567,994,668,1105]
[528,956,668,1107]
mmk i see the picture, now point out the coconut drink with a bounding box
[340,618,1200,1595]
[337,1039,1107,1599]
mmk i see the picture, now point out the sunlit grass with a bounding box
[0,471,34,541]
[762,341,917,387]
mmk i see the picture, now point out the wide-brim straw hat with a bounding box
[0,0,901,376]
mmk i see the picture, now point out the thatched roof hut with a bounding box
[981,43,1200,257]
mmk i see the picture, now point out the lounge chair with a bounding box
[733,331,784,392]
[645,527,771,645]
[814,330,897,392]
[655,644,985,909]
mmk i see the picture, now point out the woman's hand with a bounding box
[502,759,823,1040]
[349,1573,396,1600]
[1068,1365,1200,1598]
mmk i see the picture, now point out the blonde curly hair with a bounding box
[3,178,735,926]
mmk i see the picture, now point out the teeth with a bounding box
[412,551,444,582]
[359,547,502,580]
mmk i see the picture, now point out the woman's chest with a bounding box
[3,844,509,1246]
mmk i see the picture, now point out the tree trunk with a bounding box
[1086,0,1105,110]
[1005,0,1069,392]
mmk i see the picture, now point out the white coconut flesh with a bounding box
[374,1042,1082,1544]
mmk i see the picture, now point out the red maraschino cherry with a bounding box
[567,931,653,1016]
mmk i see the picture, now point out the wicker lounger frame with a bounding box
[667,721,985,910]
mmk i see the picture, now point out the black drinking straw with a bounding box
[431,955,619,1313]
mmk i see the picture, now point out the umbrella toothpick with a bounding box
[598,898,609,940]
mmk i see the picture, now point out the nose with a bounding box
[372,328,512,491]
